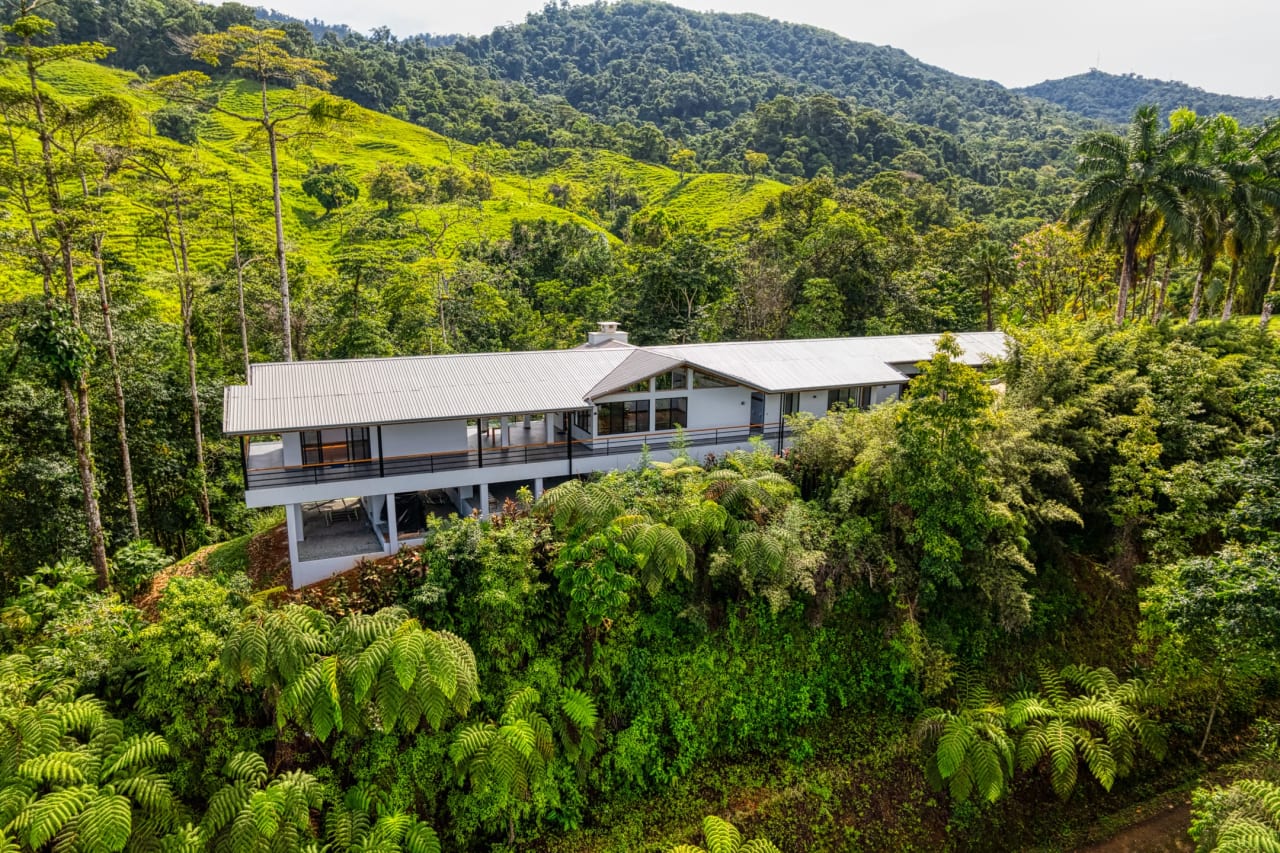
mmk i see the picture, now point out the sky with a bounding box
[254,0,1280,99]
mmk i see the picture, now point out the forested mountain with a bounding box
[1020,69,1279,126]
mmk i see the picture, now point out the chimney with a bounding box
[587,321,629,346]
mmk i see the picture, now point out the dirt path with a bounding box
[1076,801,1193,853]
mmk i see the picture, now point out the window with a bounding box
[693,371,733,389]
[597,400,650,435]
[572,410,591,435]
[827,387,871,410]
[624,379,651,393]
[654,397,687,430]
[782,393,801,415]
[655,369,688,390]
[302,427,369,465]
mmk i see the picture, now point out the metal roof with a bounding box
[649,332,1003,392]
[223,348,632,435]
[223,332,1006,435]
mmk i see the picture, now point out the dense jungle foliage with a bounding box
[1,0,1280,849]
[1020,70,1280,128]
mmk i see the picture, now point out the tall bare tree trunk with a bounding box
[227,177,251,378]
[92,237,139,539]
[1153,250,1174,322]
[263,81,293,361]
[161,197,213,527]
[1259,251,1278,333]
[1115,223,1140,324]
[25,45,109,586]
[1221,255,1241,321]
[1188,254,1213,324]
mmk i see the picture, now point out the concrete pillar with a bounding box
[534,478,544,498]
[479,482,490,518]
[385,493,397,553]
[500,416,511,447]
[523,413,532,429]
[285,503,301,569]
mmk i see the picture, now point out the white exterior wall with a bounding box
[795,390,830,418]
[683,386,751,429]
[380,420,469,457]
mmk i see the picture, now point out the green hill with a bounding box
[1019,70,1280,126]
[0,58,785,305]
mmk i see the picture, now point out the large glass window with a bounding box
[598,400,650,435]
[655,369,688,390]
[827,387,870,410]
[693,371,734,389]
[572,410,591,435]
[624,379,651,393]
[302,427,369,465]
[782,393,801,415]
[654,397,687,430]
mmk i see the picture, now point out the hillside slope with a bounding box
[1019,70,1279,125]
[0,59,785,303]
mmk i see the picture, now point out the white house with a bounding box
[223,324,1005,587]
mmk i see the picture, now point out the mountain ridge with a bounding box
[1018,69,1278,125]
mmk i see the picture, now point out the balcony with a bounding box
[244,423,789,491]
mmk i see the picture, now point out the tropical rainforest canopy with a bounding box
[1,0,1279,849]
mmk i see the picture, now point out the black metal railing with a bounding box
[245,424,791,491]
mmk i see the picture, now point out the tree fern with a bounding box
[915,674,1015,803]
[201,753,323,853]
[668,815,781,853]
[1192,778,1280,851]
[450,686,557,845]
[0,657,177,852]
[224,603,477,742]
[1009,663,1166,799]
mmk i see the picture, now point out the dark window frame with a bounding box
[302,427,370,465]
[654,396,688,430]
[597,400,651,435]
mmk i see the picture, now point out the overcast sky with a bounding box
[255,0,1280,98]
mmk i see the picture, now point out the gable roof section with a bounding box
[585,349,686,399]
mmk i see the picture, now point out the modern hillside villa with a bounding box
[224,324,1006,587]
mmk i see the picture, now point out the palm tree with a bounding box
[961,240,1015,331]
[669,816,781,853]
[1068,105,1218,324]
[1206,118,1280,321]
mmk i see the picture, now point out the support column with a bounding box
[479,482,490,519]
[523,414,532,430]
[285,503,301,569]
[534,478,544,498]
[385,493,397,554]
[500,416,511,447]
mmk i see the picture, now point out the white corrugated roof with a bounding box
[223,348,632,435]
[650,332,1003,392]
[222,332,1006,435]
